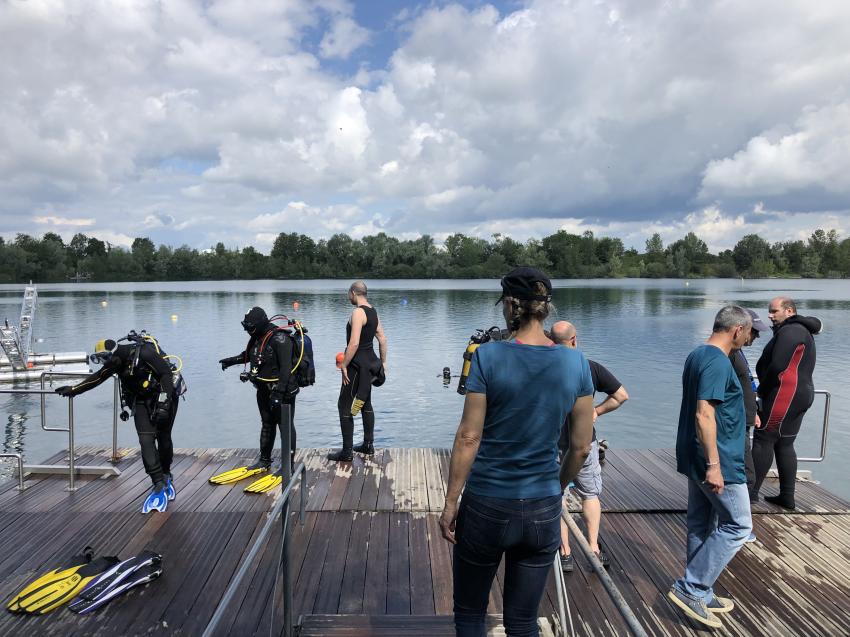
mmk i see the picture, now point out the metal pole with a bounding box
[112,378,120,462]
[0,454,24,490]
[67,396,76,491]
[563,509,648,637]
[280,401,293,637]
[552,554,569,636]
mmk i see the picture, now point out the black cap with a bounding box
[242,306,269,332]
[495,267,553,304]
[747,309,771,334]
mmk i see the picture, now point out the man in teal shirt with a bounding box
[668,305,753,629]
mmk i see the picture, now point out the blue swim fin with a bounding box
[165,475,176,501]
[141,483,168,514]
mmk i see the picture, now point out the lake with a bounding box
[1,278,847,499]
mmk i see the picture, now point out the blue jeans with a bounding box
[453,492,562,637]
[673,479,752,602]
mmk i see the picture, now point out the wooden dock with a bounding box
[1,447,849,636]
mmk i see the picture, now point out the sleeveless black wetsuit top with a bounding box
[347,306,378,360]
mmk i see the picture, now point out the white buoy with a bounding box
[685,281,689,287]
[171,314,178,321]
[101,300,108,307]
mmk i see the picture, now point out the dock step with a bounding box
[297,614,555,636]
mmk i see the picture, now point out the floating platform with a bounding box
[0,447,848,636]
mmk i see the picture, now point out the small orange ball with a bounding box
[335,352,344,364]
[293,301,300,310]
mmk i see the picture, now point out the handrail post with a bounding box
[112,378,120,462]
[280,401,293,637]
[67,396,76,491]
[799,389,831,463]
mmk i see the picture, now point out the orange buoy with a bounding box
[293,301,300,310]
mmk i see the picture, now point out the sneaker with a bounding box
[560,554,574,573]
[593,549,610,569]
[667,588,722,628]
[706,595,734,614]
[745,532,757,543]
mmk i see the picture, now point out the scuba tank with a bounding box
[253,316,316,388]
[125,330,187,397]
[457,326,510,395]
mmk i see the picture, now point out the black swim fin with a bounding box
[68,550,162,614]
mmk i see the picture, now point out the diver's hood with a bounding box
[242,306,270,334]
[780,314,823,335]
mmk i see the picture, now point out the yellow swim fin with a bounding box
[7,551,120,615]
[243,471,283,494]
[209,462,269,485]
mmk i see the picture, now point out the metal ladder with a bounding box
[0,285,37,371]
[0,323,26,370]
[17,285,37,366]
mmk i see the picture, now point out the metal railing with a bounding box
[202,402,304,637]
[798,389,831,463]
[0,374,122,491]
[558,507,649,637]
[202,462,306,637]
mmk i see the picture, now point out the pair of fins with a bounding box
[68,550,162,614]
[209,463,282,493]
[7,549,162,615]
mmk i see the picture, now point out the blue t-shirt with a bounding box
[676,344,746,484]
[464,341,594,499]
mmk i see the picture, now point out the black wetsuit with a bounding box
[751,315,822,503]
[729,349,757,490]
[221,324,297,464]
[337,305,382,450]
[65,342,178,487]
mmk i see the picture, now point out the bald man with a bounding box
[751,296,822,509]
[551,321,628,571]
[328,280,388,462]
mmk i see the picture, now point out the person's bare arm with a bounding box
[342,308,365,367]
[376,319,387,365]
[696,399,723,494]
[594,385,629,419]
[439,392,486,544]
[560,394,594,489]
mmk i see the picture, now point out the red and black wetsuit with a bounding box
[751,314,822,505]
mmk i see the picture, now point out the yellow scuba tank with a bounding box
[456,326,511,395]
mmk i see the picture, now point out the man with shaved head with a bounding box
[751,296,822,509]
[551,320,629,571]
[328,281,388,462]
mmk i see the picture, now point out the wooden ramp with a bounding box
[1,447,849,636]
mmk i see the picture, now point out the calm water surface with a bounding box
[1,279,848,498]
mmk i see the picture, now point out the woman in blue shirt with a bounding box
[439,267,595,637]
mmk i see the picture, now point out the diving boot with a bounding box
[327,448,354,462]
[165,473,176,501]
[353,441,375,455]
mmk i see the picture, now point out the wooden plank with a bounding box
[313,512,356,613]
[426,513,454,615]
[424,447,446,512]
[338,511,372,614]
[386,512,411,614]
[363,512,390,614]
[376,450,396,511]
[358,449,386,512]
[409,513,435,615]
[339,454,368,511]
[409,448,429,512]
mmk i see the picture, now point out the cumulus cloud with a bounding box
[2,0,850,251]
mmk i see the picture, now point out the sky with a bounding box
[2,0,849,253]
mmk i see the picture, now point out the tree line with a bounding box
[0,228,847,283]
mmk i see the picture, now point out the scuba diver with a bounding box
[328,281,387,462]
[213,306,308,492]
[54,331,184,514]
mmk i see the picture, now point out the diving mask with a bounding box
[90,339,117,365]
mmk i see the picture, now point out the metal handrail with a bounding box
[39,371,121,462]
[552,551,573,637]
[0,383,120,490]
[798,389,830,463]
[201,461,307,637]
[0,453,24,491]
[562,507,649,637]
